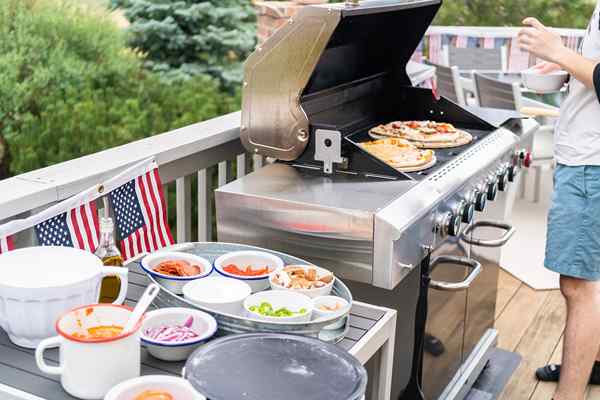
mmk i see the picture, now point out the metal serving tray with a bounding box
[145,242,353,343]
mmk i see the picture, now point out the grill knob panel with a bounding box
[508,165,518,182]
[474,191,487,212]
[487,180,498,201]
[447,213,462,237]
[462,202,475,224]
[498,170,508,191]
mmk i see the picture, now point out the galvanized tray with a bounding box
[145,242,353,343]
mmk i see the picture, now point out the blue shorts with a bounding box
[545,164,600,281]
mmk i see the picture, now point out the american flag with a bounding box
[0,235,14,254]
[109,167,173,261]
[34,202,100,253]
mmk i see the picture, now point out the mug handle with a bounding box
[101,267,129,305]
[35,336,63,375]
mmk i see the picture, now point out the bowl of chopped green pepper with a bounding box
[243,290,313,323]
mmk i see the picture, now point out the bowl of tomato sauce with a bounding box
[213,251,284,293]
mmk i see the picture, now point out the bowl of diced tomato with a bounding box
[213,251,284,293]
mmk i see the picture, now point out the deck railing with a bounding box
[0,111,252,246]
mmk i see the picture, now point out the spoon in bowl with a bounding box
[123,283,160,333]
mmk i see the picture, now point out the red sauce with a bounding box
[72,325,124,339]
[223,264,270,276]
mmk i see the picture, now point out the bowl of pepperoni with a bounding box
[141,252,212,295]
[214,251,284,293]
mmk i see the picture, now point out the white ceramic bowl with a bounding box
[183,276,251,315]
[141,308,217,362]
[214,251,284,293]
[104,375,205,400]
[313,296,351,330]
[141,252,212,295]
[0,246,129,348]
[243,290,314,323]
[521,69,569,93]
[269,265,335,298]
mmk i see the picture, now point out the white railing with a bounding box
[0,111,254,245]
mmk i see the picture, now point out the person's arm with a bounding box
[518,17,598,90]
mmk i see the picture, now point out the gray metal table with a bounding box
[0,261,397,400]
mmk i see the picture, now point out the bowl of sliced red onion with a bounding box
[141,307,217,362]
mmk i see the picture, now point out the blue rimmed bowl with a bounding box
[141,307,217,362]
[141,252,212,295]
[213,251,284,293]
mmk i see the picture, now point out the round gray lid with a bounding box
[184,333,367,400]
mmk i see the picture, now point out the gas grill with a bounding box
[216,0,539,398]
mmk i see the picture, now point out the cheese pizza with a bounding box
[359,138,436,172]
[370,120,472,148]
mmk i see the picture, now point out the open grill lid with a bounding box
[241,0,442,161]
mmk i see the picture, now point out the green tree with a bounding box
[0,0,238,176]
[112,0,257,90]
[434,0,594,28]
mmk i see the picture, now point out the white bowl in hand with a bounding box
[521,69,568,93]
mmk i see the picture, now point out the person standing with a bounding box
[517,6,600,400]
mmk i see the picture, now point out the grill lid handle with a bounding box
[461,221,515,247]
[429,256,482,292]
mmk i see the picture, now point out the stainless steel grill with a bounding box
[217,1,539,398]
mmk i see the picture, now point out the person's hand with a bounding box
[531,61,562,74]
[518,17,569,65]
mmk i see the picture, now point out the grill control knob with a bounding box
[508,165,518,182]
[518,150,533,168]
[487,179,498,201]
[497,170,508,191]
[447,213,462,237]
[474,190,487,212]
[462,202,475,224]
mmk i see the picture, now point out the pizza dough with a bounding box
[369,121,473,148]
[359,138,436,172]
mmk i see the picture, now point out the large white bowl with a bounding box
[183,276,251,315]
[0,246,128,348]
[521,69,569,93]
[269,265,335,298]
[141,308,217,362]
[141,252,212,295]
[105,375,205,400]
[214,251,284,293]
[243,290,314,323]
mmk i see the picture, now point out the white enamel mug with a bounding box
[0,246,129,348]
[35,304,142,400]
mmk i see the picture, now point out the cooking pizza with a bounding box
[369,120,473,148]
[359,138,436,172]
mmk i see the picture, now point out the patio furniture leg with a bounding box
[533,165,542,203]
[375,335,395,400]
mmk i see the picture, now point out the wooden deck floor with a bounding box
[495,269,600,400]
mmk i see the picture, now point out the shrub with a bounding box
[112,0,257,91]
[434,0,594,28]
[0,0,238,176]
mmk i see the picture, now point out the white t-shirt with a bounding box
[555,2,600,166]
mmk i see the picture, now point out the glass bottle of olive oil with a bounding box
[94,217,124,303]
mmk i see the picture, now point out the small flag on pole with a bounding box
[109,166,174,261]
[34,202,100,253]
[0,235,14,254]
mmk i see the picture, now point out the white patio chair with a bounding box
[473,72,556,203]
[443,45,508,71]
[424,61,466,106]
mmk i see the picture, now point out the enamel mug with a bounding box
[35,304,142,400]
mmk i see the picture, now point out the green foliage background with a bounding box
[112,0,257,90]
[434,0,594,28]
[0,0,239,176]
